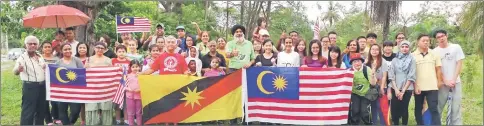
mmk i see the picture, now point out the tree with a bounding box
[460,1,483,55]
[371,1,401,41]
[321,1,341,27]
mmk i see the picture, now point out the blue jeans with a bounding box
[371,100,385,125]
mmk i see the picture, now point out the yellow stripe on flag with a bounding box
[139,75,203,107]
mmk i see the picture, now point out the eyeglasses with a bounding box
[397,37,405,40]
[27,43,38,46]
[95,47,105,49]
[350,44,357,46]
[436,35,446,39]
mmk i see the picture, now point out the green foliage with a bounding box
[332,12,368,49]
[268,7,312,46]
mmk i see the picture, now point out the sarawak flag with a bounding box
[243,67,354,125]
[139,71,243,124]
[46,64,122,103]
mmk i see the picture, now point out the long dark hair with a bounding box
[101,34,111,47]
[75,42,90,58]
[129,60,142,72]
[294,39,307,56]
[365,44,382,69]
[346,39,360,53]
[306,39,324,64]
[327,46,342,68]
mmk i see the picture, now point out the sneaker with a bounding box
[134,120,137,125]
[47,123,54,126]
[116,120,122,125]
[81,121,86,125]
[55,120,62,124]
[124,120,129,125]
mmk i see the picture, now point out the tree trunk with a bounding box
[240,1,245,25]
[382,10,391,41]
[265,1,272,26]
[159,1,172,12]
[61,1,104,55]
[226,1,230,39]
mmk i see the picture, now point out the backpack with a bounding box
[362,66,380,101]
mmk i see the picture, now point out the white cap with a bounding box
[259,29,270,36]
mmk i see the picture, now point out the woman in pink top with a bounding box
[204,57,226,77]
[125,60,142,126]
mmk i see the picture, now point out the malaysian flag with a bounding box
[116,16,151,33]
[46,64,122,103]
[243,67,353,125]
[313,17,320,40]
[113,66,128,109]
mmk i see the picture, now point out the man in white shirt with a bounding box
[13,35,47,125]
[64,27,79,56]
[432,29,465,125]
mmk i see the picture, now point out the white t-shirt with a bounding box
[433,43,465,83]
[277,51,300,67]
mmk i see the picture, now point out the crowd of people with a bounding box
[13,17,464,125]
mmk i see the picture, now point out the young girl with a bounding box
[204,57,226,77]
[126,39,143,62]
[366,44,390,125]
[186,60,201,77]
[185,46,202,77]
[252,17,267,40]
[302,40,327,68]
[142,45,162,75]
[125,60,142,126]
[320,36,330,59]
[326,46,346,69]
[277,37,300,67]
[255,39,277,67]
[295,39,307,65]
[253,40,262,56]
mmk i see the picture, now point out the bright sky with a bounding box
[304,1,465,24]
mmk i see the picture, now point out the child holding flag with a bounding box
[112,45,131,125]
[125,60,143,126]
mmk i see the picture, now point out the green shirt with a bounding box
[226,39,256,69]
[352,66,372,96]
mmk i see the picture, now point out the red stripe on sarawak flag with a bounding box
[47,66,122,103]
[116,17,151,33]
[245,67,354,125]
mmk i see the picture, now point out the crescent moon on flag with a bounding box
[256,71,274,94]
[55,67,70,83]
[120,17,127,24]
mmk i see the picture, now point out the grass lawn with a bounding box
[1,59,482,125]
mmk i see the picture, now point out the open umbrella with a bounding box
[23,5,91,28]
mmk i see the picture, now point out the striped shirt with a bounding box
[13,52,46,82]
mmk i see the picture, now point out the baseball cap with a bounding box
[156,23,164,28]
[176,25,185,31]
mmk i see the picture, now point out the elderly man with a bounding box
[201,41,227,71]
[13,35,47,125]
[226,25,256,73]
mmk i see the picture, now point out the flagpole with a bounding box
[115,15,119,44]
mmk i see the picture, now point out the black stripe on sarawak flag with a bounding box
[141,70,242,124]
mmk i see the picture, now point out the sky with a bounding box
[303,1,465,23]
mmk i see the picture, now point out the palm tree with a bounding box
[370,1,401,41]
[322,1,341,27]
[460,1,483,55]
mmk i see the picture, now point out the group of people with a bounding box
[14,16,464,125]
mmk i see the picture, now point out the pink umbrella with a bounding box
[23,5,91,28]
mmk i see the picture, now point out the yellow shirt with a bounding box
[217,49,229,65]
[412,49,441,91]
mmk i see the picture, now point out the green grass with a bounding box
[1,58,482,125]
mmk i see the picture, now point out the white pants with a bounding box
[437,82,462,125]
